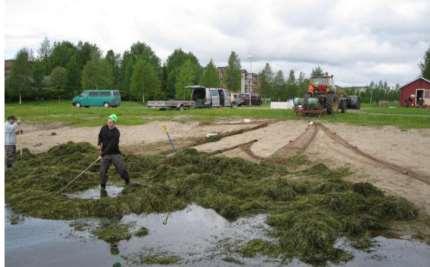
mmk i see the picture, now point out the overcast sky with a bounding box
[5,0,430,86]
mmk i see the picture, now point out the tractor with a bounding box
[293,73,346,115]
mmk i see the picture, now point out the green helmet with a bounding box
[108,114,118,122]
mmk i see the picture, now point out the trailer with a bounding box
[147,86,233,110]
[146,100,194,110]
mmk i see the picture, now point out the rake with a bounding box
[57,157,101,194]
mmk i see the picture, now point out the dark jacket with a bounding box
[98,125,121,156]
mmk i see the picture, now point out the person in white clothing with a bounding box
[5,116,23,168]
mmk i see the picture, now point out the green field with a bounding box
[5,101,430,129]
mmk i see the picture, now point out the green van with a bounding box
[72,90,121,108]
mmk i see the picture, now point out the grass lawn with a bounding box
[5,101,430,129]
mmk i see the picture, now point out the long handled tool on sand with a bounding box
[161,125,176,152]
[57,157,101,194]
[160,125,176,225]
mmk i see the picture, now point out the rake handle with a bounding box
[57,157,101,194]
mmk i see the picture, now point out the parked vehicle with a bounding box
[346,95,361,109]
[147,86,233,109]
[146,100,194,110]
[72,90,121,108]
[232,93,262,106]
[293,74,347,115]
[217,88,232,107]
[190,86,232,108]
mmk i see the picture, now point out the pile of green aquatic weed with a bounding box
[134,226,149,237]
[5,142,419,265]
[124,252,182,265]
[142,255,181,265]
[93,221,132,244]
[239,239,281,258]
[239,181,418,265]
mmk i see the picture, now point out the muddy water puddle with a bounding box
[5,207,117,267]
[6,205,430,267]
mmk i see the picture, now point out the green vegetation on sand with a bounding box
[5,142,419,265]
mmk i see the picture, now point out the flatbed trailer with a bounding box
[146,100,195,110]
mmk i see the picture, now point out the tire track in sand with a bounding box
[268,121,430,186]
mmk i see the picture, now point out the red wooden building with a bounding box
[399,77,430,107]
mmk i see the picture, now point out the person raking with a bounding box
[98,114,130,193]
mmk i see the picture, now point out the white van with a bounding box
[217,88,232,107]
[189,86,232,108]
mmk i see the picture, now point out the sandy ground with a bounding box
[328,124,430,180]
[17,119,430,214]
[17,120,261,154]
[306,129,430,215]
[194,121,307,157]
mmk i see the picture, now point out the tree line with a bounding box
[257,63,309,101]
[6,38,430,103]
[256,64,402,102]
[342,82,400,104]
[5,38,241,103]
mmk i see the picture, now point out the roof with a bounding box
[399,77,430,91]
[185,85,205,89]
[82,89,118,92]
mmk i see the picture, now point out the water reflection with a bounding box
[5,205,430,267]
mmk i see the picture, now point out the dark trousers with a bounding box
[99,154,129,186]
[5,145,16,168]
